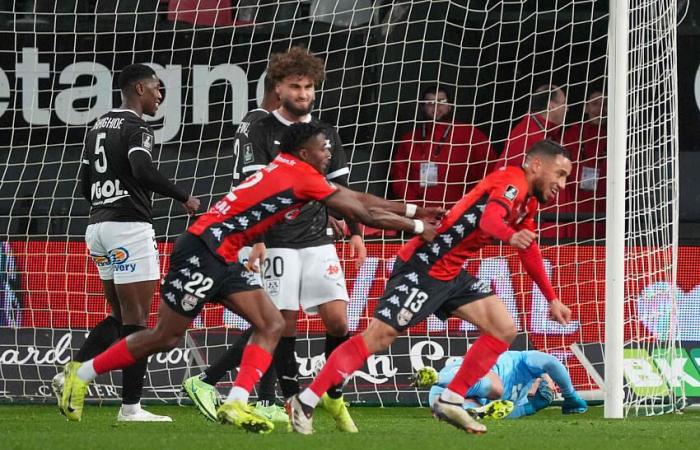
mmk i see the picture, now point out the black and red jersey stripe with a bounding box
[398,166,539,280]
[188,153,337,263]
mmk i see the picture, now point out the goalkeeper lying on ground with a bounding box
[415,350,588,419]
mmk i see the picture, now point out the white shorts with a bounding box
[239,244,349,314]
[85,221,160,284]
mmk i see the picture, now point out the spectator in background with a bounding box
[502,84,569,238]
[390,85,496,209]
[563,90,607,239]
[501,84,568,167]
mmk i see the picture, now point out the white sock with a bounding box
[440,388,465,404]
[76,360,98,382]
[298,389,320,408]
[120,403,141,415]
[226,386,249,403]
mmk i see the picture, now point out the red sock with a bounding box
[308,334,370,397]
[233,344,273,392]
[446,334,509,397]
[93,339,137,374]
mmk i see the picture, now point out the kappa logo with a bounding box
[170,278,183,291]
[441,234,453,246]
[377,308,392,320]
[504,185,519,201]
[142,132,153,150]
[386,295,401,306]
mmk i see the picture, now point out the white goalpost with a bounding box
[606,0,683,418]
[0,0,684,417]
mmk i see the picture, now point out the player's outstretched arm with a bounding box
[517,242,571,325]
[352,191,445,222]
[523,352,577,398]
[128,150,199,215]
[324,185,438,242]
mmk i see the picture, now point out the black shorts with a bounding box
[373,259,494,332]
[160,232,263,318]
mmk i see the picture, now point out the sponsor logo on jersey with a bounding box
[142,132,153,150]
[90,254,111,267]
[471,279,492,294]
[109,247,129,264]
[504,185,519,201]
[91,179,129,203]
[243,143,254,163]
[241,270,262,287]
[181,293,198,312]
[108,247,136,273]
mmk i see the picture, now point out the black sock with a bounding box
[256,365,278,405]
[201,327,254,386]
[75,316,121,362]
[274,336,299,399]
[325,333,350,399]
[121,324,147,405]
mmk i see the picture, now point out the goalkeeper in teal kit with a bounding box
[422,350,588,418]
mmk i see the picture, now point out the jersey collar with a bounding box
[272,109,312,126]
[110,108,141,118]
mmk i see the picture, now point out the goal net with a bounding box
[0,0,685,417]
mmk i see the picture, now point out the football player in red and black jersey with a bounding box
[287,140,573,436]
[186,47,372,429]
[58,123,442,433]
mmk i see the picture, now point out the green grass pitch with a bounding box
[1,404,697,450]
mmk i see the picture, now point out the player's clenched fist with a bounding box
[183,196,200,215]
[509,229,536,249]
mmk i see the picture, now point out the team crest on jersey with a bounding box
[397,308,413,327]
[323,259,343,280]
[243,143,254,163]
[504,185,519,201]
[142,133,152,150]
[265,279,280,295]
[181,293,198,312]
[284,208,301,221]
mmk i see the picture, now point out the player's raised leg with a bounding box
[287,318,397,435]
[60,300,192,422]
